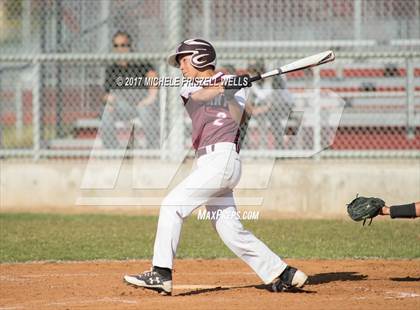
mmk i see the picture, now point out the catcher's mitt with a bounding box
[347,196,385,225]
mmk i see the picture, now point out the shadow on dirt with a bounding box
[308,272,368,285]
[176,284,316,296]
[390,277,420,282]
[176,286,231,296]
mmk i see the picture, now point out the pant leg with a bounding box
[152,151,237,269]
[206,193,287,284]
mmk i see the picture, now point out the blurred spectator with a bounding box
[218,64,236,75]
[247,61,272,149]
[267,75,295,149]
[218,63,295,150]
[102,31,158,149]
[384,63,400,77]
[302,68,314,89]
[360,82,376,92]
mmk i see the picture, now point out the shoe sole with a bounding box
[123,275,172,296]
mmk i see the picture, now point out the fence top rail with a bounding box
[213,40,378,48]
[214,40,420,48]
[0,52,419,63]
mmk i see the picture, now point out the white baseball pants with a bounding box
[152,142,287,284]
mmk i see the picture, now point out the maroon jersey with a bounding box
[180,72,247,150]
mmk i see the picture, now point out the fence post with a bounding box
[405,57,415,139]
[203,0,211,39]
[159,61,168,160]
[21,0,31,51]
[99,0,110,53]
[55,0,64,138]
[354,0,362,41]
[32,62,41,161]
[313,66,321,159]
[15,80,23,141]
[166,0,184,162]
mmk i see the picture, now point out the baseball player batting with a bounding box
[123,38,308,295]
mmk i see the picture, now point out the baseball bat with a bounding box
[249,50,335,83]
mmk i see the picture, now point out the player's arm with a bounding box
[380,201,419,218]
[189,73,253,103]
[225,87,253,125]
[189,84,224,102]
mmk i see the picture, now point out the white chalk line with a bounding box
[47,297,138,306]
[384,291,420,299]
[350,290,420,301]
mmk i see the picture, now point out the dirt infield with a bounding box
[1,259,419,310]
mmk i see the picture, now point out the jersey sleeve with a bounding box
[233,88,248,108]
[180,84,202,103]
[222,74,248,108]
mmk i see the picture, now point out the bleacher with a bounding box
[1,62,419,152]
[240,63,420,150]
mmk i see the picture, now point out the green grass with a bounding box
[0,213,419,263]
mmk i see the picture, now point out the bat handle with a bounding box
[249,74,261,83]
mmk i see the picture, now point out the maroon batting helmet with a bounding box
[168,38,216,69]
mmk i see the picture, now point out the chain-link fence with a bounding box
[1,0,419,159]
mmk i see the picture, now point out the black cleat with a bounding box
[271,266,308,292]
[124,267,172,295]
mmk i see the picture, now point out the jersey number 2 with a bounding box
[213,112,227,126]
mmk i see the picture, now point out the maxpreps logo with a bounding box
[197,209,260,221]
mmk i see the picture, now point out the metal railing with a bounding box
[1,51,419,160]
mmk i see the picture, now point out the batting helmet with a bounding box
[168,38,216,69]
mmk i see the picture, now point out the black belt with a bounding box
[196,144,215,158]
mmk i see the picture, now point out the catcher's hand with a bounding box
[347,196,385,225]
